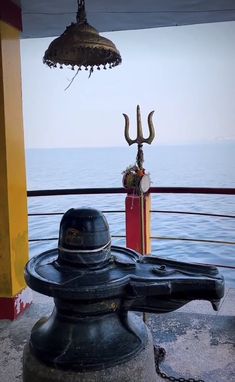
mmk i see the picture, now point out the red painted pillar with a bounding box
[125,192,151,255]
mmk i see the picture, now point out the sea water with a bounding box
[26,142,235,287]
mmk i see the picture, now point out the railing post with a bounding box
[125,191,151,255]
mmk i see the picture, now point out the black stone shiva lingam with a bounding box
[23,208,224,382]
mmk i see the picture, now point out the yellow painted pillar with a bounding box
[0,1,31,319]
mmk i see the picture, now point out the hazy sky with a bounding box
[21,21,235,148]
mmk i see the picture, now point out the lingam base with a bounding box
[23,314,158,382]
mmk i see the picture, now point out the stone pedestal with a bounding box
[23,325,159,382]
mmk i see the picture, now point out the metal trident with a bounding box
[123,105,155,169]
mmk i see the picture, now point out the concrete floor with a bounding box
[0,289,235,382]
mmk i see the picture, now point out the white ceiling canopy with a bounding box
[19,0,235,38]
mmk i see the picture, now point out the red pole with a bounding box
[125,192,151,255]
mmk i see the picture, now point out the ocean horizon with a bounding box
[26,142,235,287]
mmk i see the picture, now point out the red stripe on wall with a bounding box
[0,0,22,31]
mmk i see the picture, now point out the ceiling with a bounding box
[17,0,235,38]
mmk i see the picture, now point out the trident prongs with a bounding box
[123,105,155,146]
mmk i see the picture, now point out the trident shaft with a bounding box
[123,105,155,169]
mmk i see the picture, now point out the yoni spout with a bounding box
[121,253,224,314]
